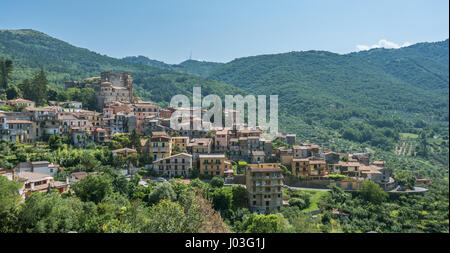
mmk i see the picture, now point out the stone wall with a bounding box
[232,175,246,185]
[284,175,332,188]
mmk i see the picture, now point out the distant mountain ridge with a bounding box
[206,40,449,121]
[0,29,243,106]
[122,56,223,78]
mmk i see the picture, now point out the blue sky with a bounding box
[1,0,448,64]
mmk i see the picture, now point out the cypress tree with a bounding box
[0,59,13,90]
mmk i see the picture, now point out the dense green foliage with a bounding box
[122,56,223,78]
[0,29,243,107]
[207,42,449,157]
[0,29,448,233]
[317,183,449,233]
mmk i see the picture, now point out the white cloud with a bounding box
[356,39,411,51]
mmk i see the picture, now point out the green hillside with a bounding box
[122,56,223,78]
[205,43,449,170]
[0,29,448,168]
[0,29,242,106]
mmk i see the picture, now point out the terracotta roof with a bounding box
[8,98,33,103]
[70,172,88,180]
[215,129,228,135]
[17,172,53,183]
[188,138,212,146]
[52,181,69,188]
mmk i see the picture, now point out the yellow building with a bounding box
[171,136,189,152]
[143,132,172,160]
[291,158,328,177]
[198,154,232,177]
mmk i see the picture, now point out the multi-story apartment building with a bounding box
[142,132,172,161]
[188,138,212,157]
[1,119,34,143]
[214,129,229,152]
[246,163,283,213]
[152,153,192,177]
[291,158,328,177]
[198,154,232,177]
[133,101,159,134]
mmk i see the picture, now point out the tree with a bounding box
[146,199,188,232]
[172,144,182,155]
[148,182,177,205]
[0,59,13,90]
[5,85,20,100]
[72,174,113,203]
[129,129,140,151]
[288,198,308,210]
[231,185,248,210]
[80,151,101,171]
[211,187,232,217]
[79,88,97,110]
[280,164,291,176]
[244,214,281,233]
[358,181,388,204]
[30,69,49,106]
[189,167,200,178]
[48,134,63,150]
[17,192,83,233]
[0,176,22,232]
[195,191,229,233]
[210,176,224,188]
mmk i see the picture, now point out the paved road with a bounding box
[286,186,331,191]
[388,186,428,193]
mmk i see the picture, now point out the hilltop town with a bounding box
[1,71,428,215]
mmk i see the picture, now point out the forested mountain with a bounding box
[122,56,223,78]
[351,40,449,91]
[0,29,242,106]
[208,42,448,121]
[0,29,448,161]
